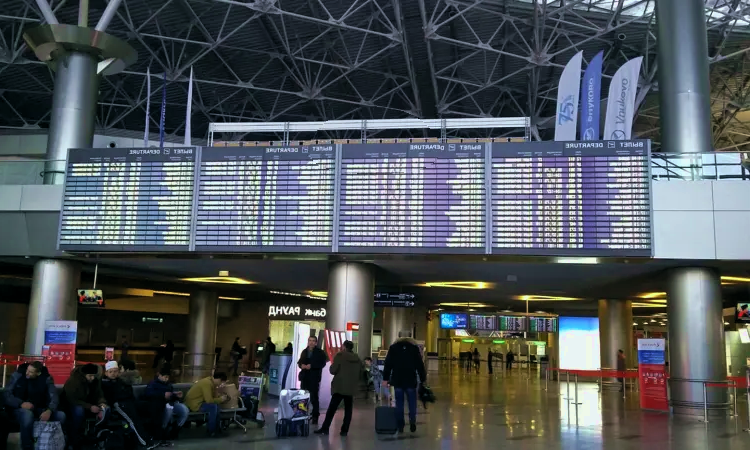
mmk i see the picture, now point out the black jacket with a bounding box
[297,347,328,385]
[61,366,106,411]
[383,338,427,389]
[144,378,175,403]
[3,363,58,412]
[101,376,136,405]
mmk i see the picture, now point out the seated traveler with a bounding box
[62,363,109,450]
[2,362,65,450]
[0,408,9,450]
[102,361,158,449]
[184,372,228,437]
[118,359,143,385]
[144,365,189,441]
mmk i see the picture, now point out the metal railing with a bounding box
[0,159,64,185]
[667,377,736,423]
[651,152,750,181]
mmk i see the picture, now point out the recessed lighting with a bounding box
[633,322,638,326]
[554,257,599,264]
[650,319,657,323]
[421,281,491,289]
[535,310,547,314]
[501,309,512,313]
[181,276,254,285]
[513,295,581,301]
[724,321,730,326]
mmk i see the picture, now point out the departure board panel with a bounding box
[492,140,651,256]
[529,317,557,332]
[195,146,334,252]
[470,314,497,330]
[338,143,485,253]
[58,147,196,251]
[499,316,527,332]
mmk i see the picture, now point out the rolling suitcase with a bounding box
[375,406,399,435]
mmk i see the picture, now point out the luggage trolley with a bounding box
[235,371,266,429]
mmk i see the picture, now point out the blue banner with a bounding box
[159,71,166,149]
[579,51,603,140]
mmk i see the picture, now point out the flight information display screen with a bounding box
[338,143,485,253]
[195,145,335,252]
[58,147,196,251]
[469,314,497,330]
[529,317,558,332]
[492,140,651,256]
[499,316,527,332]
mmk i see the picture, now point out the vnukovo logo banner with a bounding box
[603,56,643,141]
[554,51,583,142]
[580,51,603,141]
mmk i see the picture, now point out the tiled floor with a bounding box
[8,368,750,449]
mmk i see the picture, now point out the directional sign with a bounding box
[374,293,416,308]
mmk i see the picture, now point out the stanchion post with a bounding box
[1,361,6,388]
[573,373,582,405]
[545,366,549,391]
[558,369,561,394]
[702,382,708,424]
[566,371,570,401]
[733,384,738,418]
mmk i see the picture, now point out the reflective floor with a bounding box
[8,368,750,449]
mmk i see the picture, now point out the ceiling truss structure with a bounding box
[0,0,749,148]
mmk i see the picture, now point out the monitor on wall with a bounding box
[440,313,468,329]
[736,303,750,324]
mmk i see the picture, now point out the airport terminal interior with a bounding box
[3,0,750,448]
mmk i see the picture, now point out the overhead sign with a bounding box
[268,305,327,320]
[374,293,416,308]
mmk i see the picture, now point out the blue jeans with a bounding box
[163,402,190,428]
[199,403,220,433]
[394,388,417,429]
[13,408,66,450]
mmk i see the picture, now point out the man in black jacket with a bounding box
[297,336,328,424]
[102,361,157,449]
[144,366,189,441]
[383,334,427,434]
[2,362,65,450]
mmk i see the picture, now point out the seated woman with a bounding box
[101,361,158,449]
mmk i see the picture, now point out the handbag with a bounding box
[33,421,65,450]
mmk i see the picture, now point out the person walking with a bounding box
[506,349,515,371]
[229,337,244,376]
[297,336,328,425]
[314,341,362,436]
[473,348,480,374]
[617,349,627,392]
[487,349,494,375]
[382,332,427,434]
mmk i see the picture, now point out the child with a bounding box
[102,361,159,449]
[364,357,384,402]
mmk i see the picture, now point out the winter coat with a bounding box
[144,378,176,403]
[297,347,329,386]
[330,350,363,397]
[101,375,137,405]
[118,370,142,386]
[3,363,59,412]
[61,366,107,411]
[184,377,223,412]
[383,338,427,389]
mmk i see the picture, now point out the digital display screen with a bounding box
[440,313,468,329]
[529,317,558,332]
[338,143,485,253]
[736,303,750,324]
[469,314,497,330]
[559,317,600,370]
[195,146,335,252]
[499,316,527,332]
[59,147,196,251]
[492,140,651,256]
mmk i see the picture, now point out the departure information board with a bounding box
[492,140,651,256]
[195,145,335,252]
[499,316,527,332]
[338,143,485,253]
[59,147,196,251]
[529,317,557,332]
[470,314,497,330]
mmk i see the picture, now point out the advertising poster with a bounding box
[42,320,77,384]
[637,338,668,412]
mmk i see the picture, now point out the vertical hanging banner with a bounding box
[159,71,167,149]
[603,56,643,140]
[185,66,194,146]
[144,67,151,147]
[637,338,668,412]
[554,50,583,141]
[42,320,78,384]
[579,51,603,140]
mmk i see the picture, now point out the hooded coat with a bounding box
[61,366,106,410]
[383,338,427,389]
[3,363,58,412]
[330,350,363,397]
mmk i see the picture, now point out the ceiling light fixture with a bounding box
[638,292,667,299]
[722,276,750,283]
[219,296,244,301]
[309,291,328,299]
[632,302,667,308]
[633,322,638,326]
[554,257,599,264]
[439,302,494,308]
[181,276,254,285]
[152,291,190,297]
[513,295,581,301]
[421,281,490,289]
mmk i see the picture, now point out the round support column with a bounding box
[186,291,219,381]
[655,0,713,153]
[25,259,81,355]
[326,262,374,360]
[667,267,727,415]
[384,308,410,347]
[598,299,633,388]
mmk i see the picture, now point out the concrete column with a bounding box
[425,311,438,353]
[43,51,100,184]
[383,308,410,347]
[655,0,713,154]
[326,262,374,360]
[413,307,427,342]
[598,299,633,387]
[186,291,219,381]
[25,260,81,355]
[667,267,727,415]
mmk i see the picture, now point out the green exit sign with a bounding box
[492,340,506,344]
